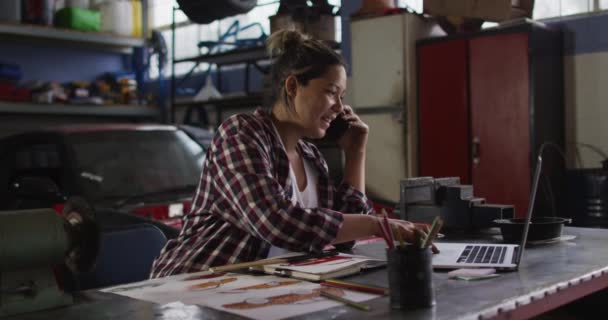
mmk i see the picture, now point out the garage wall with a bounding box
[549,12,608,169]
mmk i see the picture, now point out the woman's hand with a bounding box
[337,105,368,154]
[374,215,439,253]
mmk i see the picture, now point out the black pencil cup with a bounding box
[387,245,435,310]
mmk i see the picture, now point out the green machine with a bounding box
[0,205,98,317]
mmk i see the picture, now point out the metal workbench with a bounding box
[10,227,608,320]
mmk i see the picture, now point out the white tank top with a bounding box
[267,157,319,258]
[267,123,320,258]
[289,157,319,208]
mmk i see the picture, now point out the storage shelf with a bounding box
[174,92,264,109]
[0,101,158,118]
[175,41,340,66]
[174,46,269,65]
[0,23,145,52]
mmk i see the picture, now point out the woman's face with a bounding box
[290,64,347,139]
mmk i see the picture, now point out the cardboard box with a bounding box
[269,14,336,42]
[424,0,533,22]
[511,0,535,18]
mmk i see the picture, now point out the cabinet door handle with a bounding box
[472,136,480,166]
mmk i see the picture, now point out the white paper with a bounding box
[103,271,380,320]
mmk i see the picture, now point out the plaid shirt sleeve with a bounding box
[333,182,373,214]
[303,140,373,215]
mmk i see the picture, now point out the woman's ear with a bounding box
[284,75,298,98]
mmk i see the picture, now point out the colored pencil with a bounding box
[375,214,393,249]
[421,216,444,249]
[414,228,423,249]
[321,280,389,296]
[381,210,395,249]
[209,251,339,273]
[320,290,371,311]
[210,258,288,273]
[393,225,405,248]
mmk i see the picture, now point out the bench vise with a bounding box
[0,205,98,317]
[397,177,514,230]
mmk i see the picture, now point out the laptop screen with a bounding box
[515,154,543,268]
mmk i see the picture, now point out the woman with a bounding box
[150,30,426,278]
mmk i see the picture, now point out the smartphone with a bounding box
[324,114,349,141]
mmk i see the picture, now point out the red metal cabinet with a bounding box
[417,25,564,218]
[418,38,471,184]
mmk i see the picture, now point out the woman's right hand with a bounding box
[376,218,420,243]
[374,216,439,253]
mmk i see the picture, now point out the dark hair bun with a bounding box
[266,29,310,58]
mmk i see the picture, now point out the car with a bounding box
[0,123,213,233]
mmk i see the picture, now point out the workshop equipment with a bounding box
[565,160,608,228]
[270,0,337,42]
[398,177,514,230]
[0,207,98,317]
[495,216,571,243]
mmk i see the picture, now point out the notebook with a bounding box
[251,252,384,281]
[432,154,542,270]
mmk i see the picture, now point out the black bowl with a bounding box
[494,217,572,244]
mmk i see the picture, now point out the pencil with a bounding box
[393,225,405,248]
[421,216,444,249]
[320,290,371,311]
[209,251,340,273]
[375,215,393,249]
[381,210,395,249]
[321,280,389,296]
[209,258,287,273]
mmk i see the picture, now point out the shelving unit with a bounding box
[170,31,339,126]
[173,92,264,126]
[174,92,264,107]
[0,23,145,53]
[0,101,157,119]
[170,41,271,126]
[173,45,269,65]
[0,3,157,122]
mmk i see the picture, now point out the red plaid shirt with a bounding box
[150,109,372,278]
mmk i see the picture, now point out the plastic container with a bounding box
[22,0,54,26]
[0,0,21,23]
[96,0,133,36]
[130,0,142,37]
[55,7,101,31]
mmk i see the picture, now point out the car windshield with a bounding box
[67,129,205,200]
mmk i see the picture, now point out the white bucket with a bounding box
[97,0,133,36]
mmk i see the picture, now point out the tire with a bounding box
[221,0,257,14]
[177,0,257,24]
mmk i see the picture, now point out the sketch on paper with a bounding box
[187,277,237,290]
[106,282,164,293]
[103,272,380,320]
[223,287,344,309]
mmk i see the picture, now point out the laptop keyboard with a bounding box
[457,245,507,264]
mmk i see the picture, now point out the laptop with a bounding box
[432,154,542,270]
